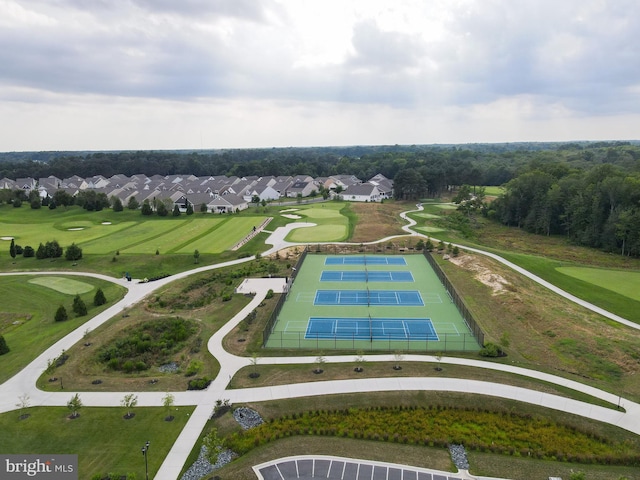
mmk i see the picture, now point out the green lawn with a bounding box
[557,266,640,301]
[0,205,272,257]
[0,275,126,383]
[285,203,350,242]
[27,276,96,294]
[0,220,134,249]
[496,251,640,323]
[0,406,194,479]
[483,186,505,196]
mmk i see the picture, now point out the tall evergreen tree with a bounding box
[9,238,16,260]
[0,334,9,355]
[54,305,68,322]
[72,295,87,316]
[65,243,83,261]
[93,288,106,306]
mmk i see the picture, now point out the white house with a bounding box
[342,183,381,202]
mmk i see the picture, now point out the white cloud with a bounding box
[0,0,638,150]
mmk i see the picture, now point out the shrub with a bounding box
[54,305,68,322]
[22,245,34,257]
[479,342,505,357]
[0,334,9,355]
[185,360,202,377]
[65,243,83,261]
[187,377,211,390]
[265,289,274,299]
[112,197,124,212]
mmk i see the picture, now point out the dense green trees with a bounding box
[492,163,640,256]
[75,190,109,211]
[1,142,636,190]
[36,241,63,259]
[65,243,83,261]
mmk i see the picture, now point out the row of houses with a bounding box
[1,173,394,212]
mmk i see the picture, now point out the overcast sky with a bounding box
[1,0,639,151]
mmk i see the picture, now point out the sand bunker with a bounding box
[280,208,299,213]
[281,214,302,219]
[0,236,14,241]
[67,227,84,231]
[101,222,112,225]
[447,254,510,295]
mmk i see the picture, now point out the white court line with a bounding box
[283,321,308,333]
[296,292,316,302]
[432,322,461,336]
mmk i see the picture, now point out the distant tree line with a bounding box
[1,143,638,197]
[490,162,640,256]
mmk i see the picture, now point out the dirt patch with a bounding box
[0,312,32,332]
[349,201,413,242]
[446,254,510,295]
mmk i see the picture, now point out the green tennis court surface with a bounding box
[265,254,480,352]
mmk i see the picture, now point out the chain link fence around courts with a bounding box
[263,246,309,346]
[262,246,485,350]
[422,250,485,347]
[264,331,480,353]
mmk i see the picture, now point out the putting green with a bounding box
[285,204,349,242]
[435,204,458,210]
[28,277,95,295]
[414,213,441,219]
[415,226,445,233]
[557,267,640,301]
[287,224,348,242]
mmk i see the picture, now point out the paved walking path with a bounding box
[1,215,639,480]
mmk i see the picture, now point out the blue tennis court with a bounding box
[305,317,438,340]
[320,271,414,282]
[325,256,407,266]
[314,290,424,306]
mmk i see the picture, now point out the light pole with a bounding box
[141,441,150,480]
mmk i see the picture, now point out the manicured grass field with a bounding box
[434,203,457,210]
[0,220,133,248]
[483,186,505,196]
[285,203,350,242]
[0,205,271,257]
[498,251,640,323]
[557,266,640,301]
[180,216,268,252]
[0,406,194,479]
[415,226,446,233]
[28,276,95,294]
[0,275,126,383]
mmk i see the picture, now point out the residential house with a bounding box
[342,183,381,202]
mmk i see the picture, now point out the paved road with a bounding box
[1,215,638,480]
